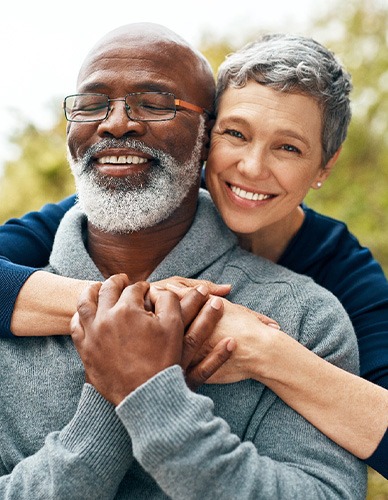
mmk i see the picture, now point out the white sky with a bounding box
[0,0,334,169]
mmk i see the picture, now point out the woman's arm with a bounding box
[256,328,388,460]
[200,298,388,465]
[12,271,94,335]
[0,196,77,336]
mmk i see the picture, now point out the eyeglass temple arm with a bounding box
[174,99,211,116]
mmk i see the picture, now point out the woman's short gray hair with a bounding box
[216,34,352,166]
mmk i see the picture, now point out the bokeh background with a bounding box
[1,0,388,496]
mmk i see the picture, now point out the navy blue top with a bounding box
[0,194,387,475]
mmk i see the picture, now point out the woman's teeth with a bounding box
[230,185,271,201]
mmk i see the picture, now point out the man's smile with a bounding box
[97,155,148,165]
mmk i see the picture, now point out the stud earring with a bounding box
[316,182,322,188]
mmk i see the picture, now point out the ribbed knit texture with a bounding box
[0,191,366,498]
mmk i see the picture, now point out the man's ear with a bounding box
[312,147,342,189]
[200,117,215,162]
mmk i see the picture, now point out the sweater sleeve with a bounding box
[0,195,76,338]
[0,384,133,499]
[117,366,366,500]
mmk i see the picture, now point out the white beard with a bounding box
[68,117,205,233]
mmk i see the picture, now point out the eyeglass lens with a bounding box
[64,93,177,122]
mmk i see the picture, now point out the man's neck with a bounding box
[86,197,198,283]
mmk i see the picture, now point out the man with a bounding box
[0,22,366,498]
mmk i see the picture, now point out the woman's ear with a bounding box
[312,147,342,189]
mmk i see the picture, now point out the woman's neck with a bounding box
[237,206,305,263]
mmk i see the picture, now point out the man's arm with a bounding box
[119,366,365,499]
[0,384,133,499]
[72,277,367,499]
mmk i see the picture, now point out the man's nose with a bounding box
[97,101,147,138]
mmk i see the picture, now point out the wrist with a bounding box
[246,327,285,382]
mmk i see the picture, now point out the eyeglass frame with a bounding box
[63,91,212,123]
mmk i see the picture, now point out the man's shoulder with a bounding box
[226,245,317,289]
[223,245,347,323]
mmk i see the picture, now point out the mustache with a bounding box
[81,138,170,169]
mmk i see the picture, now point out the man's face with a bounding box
[66,35,209,233]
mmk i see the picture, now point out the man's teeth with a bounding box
[230,185,271,201]
[97,155,148,165]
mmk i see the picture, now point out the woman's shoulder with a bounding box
[279,205,377,277]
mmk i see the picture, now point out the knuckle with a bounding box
[77,299,92,318]
[197,364,214,381]
[183,332,200,352]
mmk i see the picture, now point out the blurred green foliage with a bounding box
[0,1,387,492]
[0,111,74,221]
[2,0,388,273]
[303,0,388,274]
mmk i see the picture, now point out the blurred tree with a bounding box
[0,105,74,222]
[303,0,388,273]
[0,0,387,278]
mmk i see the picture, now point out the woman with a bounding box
[1,33,387,476]
[203,33,388,474]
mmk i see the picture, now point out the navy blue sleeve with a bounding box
[367,429,388,478]
[0,195,76,337]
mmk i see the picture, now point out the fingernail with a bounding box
[226,338,236,352]
[210,297,222,310]
[268,322,280,329]
[197,284,208,296]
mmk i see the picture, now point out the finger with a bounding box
[162,278,231,298]
[97,274,130,310]
[70,311,85,342]
[255,314,280,329]
[118,281,151,311]
[76,281,103,325]
[186,337,236,391]
[179,285,210,326]
[151,287,183,331]
[181,296,223,369]
[249,310,280,329]
[229,301,280,329]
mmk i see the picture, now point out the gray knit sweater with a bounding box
[0,190,366,499]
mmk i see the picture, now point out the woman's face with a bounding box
[205,81,334,237]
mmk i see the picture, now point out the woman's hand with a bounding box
[190,298,281,384]
[153,276,232,297]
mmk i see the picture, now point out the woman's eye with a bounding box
[281,144,301,154]
[225,129,244,139]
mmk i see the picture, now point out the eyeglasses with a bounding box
[63,92,210,123]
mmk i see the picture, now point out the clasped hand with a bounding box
[70,274,235,405]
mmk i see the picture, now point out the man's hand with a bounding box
[71,274,186,405]
[178,286,235,390]
[71,274,233,405]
